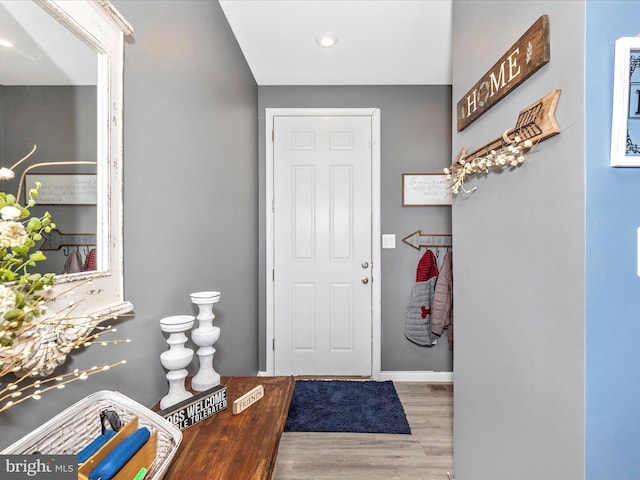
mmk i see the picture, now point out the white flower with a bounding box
[0,206,21,221]
[445,138,534,195]
[0,168,14,180]
[0,221,27,248]
[0,285,17,318]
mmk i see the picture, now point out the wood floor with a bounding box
[272,382,454,480]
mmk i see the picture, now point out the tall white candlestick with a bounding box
[190,291,221,391]
[160,314,195,409]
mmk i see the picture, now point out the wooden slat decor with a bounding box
[456,15,550,132]
[460,88,561,162]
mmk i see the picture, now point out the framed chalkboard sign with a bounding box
[611,36,640,166]
[24,173,97,205]
[402,173,452,206]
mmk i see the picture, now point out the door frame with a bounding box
[265,107,381,379]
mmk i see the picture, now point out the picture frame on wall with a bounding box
[610,36,640,167]
[402,173,452,206]
[24,173,97,205]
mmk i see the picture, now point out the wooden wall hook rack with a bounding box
[40,228,96,251]
[402,231,452,250]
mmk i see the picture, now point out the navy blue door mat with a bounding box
[284,380,411,434]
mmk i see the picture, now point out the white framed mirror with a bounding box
[0,0,132,318]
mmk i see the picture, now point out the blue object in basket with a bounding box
[77,429,116,464]
[88,427,150,480]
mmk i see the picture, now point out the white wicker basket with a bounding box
[0,390,182,480]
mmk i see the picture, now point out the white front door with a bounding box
[272,114,374,376]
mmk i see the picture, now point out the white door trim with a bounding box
[265,107,381,379]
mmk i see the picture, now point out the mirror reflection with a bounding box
[0,0,98,276]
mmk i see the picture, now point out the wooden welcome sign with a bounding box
[456,15,550,132]
[159,384,227,430]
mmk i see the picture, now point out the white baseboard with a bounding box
[379,371,453,383]
[258,370,453,383]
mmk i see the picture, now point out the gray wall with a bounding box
[1,85,96,275]
[258,86,453,372]
[0,0,258,448]
[451,1,585,479]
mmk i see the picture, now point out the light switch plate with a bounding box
[382,234,396,249]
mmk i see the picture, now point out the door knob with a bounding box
[361,277,369,284]
[361,261,369,269]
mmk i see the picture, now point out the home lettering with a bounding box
[465,48,522,118]
[456,15,550,131]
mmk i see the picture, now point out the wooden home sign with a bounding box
[456,15,550,132]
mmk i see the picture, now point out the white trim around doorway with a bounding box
[265,107,382,379]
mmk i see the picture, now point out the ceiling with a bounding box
[0,0,452,87]
[218,0,452,86]
[0,0,96,86]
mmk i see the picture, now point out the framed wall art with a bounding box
[24,173,97,205]
[402,173,452,206]
[611,36,640,167]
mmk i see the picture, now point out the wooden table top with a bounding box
[161,376,295,480]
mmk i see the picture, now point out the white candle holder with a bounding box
[190,291,221,391]
[160,314,195,409]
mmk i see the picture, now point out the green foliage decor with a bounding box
[0,183,56,347]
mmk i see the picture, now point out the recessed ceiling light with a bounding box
[0,39,14,48]
[316,33,338,48]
